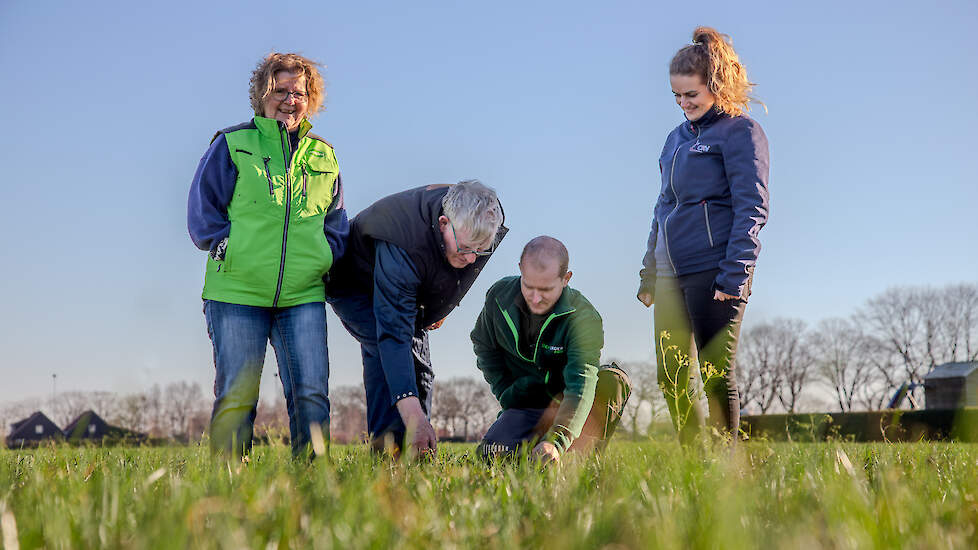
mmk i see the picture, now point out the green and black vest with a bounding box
[202,116,339,307]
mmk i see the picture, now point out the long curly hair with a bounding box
[669,27,763,116]
[249,52,326,117]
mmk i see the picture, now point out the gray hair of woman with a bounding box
[442,180,503,246]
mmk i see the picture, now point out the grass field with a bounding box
[2,440,977,549]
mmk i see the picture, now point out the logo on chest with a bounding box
[541,344,565,354]
[689,143,711,153]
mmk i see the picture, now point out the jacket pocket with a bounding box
[702,201,715,248]
[298,155,336,217]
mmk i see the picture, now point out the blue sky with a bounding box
[1,1,975,404]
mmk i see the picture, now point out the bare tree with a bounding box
[812,317,885,411]
[254,393,289,437]
[330,385,367,443]
[162,381,207,440]
[431,377,498,441]
[859,283,978,406]
[738,322,785,414]
[941,283,978,362]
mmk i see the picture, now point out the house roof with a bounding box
[6,411,62,441]
[62,410,108,436]
[925,362,978,380]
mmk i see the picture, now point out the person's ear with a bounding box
[563,270,572,287]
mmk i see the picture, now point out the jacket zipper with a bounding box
[272,126,293,307]
[262,157,274,195]
[496,300,575,365]
[702,201,714,247]
[662,144,682,273]
[301,166,308,197]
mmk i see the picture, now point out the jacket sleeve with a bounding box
[716,118,770,296]
[638,216,658,300]
[323,172,349,265]
[471,293,514,404]
[187,134,236,253]
[542,307,603,453]
[372,241,424,404]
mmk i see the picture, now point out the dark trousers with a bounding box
[327,292,433,449]
[478,364,632,459]
[653,268,750,444]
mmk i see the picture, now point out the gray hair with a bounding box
[442,180,502,245]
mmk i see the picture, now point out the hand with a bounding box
[426,317,446,331]
[637,292,653,307]
[713,290,739,301]
[531,441,560,464]
[395,396,437,458]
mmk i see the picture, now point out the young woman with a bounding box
[637,27,769,444]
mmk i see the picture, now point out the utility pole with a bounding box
[52,373,57,402]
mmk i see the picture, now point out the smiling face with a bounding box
[262,71,308,130]
[670,73,716,122]
[519,259,571,316]
[438,215,494,269]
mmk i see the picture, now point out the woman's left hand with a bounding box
[713,290,739,301]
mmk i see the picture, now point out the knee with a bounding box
[597,364,632,400]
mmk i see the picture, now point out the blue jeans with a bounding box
[328,292,433,446]
[204,300,330,458]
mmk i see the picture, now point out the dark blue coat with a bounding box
[640,107,769,298]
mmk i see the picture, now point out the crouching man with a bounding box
[471,236,631,463]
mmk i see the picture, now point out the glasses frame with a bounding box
[270,89,308,103]
[449,220,494,257]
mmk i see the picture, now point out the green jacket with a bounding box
[202,117,341,307]
[471,276,603,453]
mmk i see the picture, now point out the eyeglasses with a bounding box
[270,89,308,103]
[450,220,494,256]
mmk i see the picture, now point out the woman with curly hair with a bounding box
[637,28,770,444]
[188,53,348,459]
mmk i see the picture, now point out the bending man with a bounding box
[472,236,631,463]
[328,181,506,455]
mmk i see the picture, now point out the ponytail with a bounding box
[670,27,763,116]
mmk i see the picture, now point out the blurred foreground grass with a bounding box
[2,440,977,549]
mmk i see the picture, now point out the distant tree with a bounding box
[771,319,817,413]
[431,377,498,441]
[162,381,206,440]
[254,393,289,437]
[738,322,785,414]
[812,318,883,411]
[859,282,978,406]
[330,385,367,443]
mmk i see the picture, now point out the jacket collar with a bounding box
[686,106,723,132]
[253,116,312,139]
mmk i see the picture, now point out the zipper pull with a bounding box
[301,166,308,197]
[262,157,273,195]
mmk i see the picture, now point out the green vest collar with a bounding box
[253,116,313,139]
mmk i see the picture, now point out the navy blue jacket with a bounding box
[640,107,769,298]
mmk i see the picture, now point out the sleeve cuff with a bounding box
[391,390,418,405]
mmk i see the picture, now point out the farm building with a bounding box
[6,411,64,448]
[63,410,146,444]
[924,362,978,409]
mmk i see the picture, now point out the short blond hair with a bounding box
[670,27,763,117]
[249,52,326,117]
